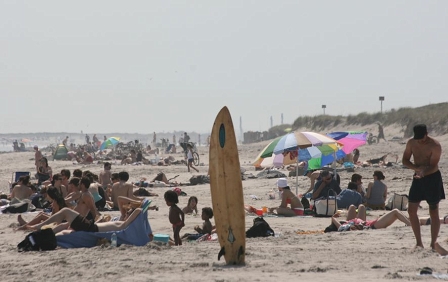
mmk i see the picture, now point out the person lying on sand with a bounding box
[363,153,399,167]
[18,206,145,235]
[419,215,448,226]
[330,204,411,231]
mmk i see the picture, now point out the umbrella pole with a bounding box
[332,152,337,180]
[296,159,299,195]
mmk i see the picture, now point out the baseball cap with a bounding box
[277,178,288,188]
[413,124,427,140]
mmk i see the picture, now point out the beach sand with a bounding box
[1,126,448,282]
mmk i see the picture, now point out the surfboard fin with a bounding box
[238,246,244,259]
[218,246,225,261]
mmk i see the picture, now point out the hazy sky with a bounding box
[1,1,447,134]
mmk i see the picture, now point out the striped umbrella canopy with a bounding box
[273,131,341,154]
[100,137,120,150]
[327,131,368,154]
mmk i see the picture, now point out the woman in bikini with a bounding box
[48,173,68,198]
[17,186,67,228]
[419,215,448,226]
[19,205,146,235]
[37,157,52,185]
[269,178,303,217]
[331,204,411,231]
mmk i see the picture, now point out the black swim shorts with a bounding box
[70,215,99,232]
[409,170,445,205]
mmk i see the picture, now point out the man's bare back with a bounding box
[11,185,32,200]
[99,170,112,187]
[111,182,134,208]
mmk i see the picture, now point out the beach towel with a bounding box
[56,200,152,248]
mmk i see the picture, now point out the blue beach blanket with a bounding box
[56,200,153,248]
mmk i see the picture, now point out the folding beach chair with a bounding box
[9,171,31,193]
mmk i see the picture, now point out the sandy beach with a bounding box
[1,126,448,282]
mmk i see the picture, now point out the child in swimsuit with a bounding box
[182,207,214,241]
[182,196,198,215]
[164,190,185,246]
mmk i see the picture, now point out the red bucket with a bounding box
[293,208,304,216]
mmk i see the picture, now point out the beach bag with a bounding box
[17,228,57,252]
[314,189,338,217]
[246,217,275,238]
[189,175,210,185]
[385,193,409,211]
[2,202,29,214]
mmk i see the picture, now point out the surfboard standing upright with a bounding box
[209,106,245,265]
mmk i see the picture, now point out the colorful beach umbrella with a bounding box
[254,132,342,169]
[273,131,341,154]
[100,137,120,150]
[272,131,341,194]
[327,131,368,154]
[252,137,283,167]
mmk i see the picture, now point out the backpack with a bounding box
[17,228,57,252]
[2,202,29,214]
[189,175,210,185]
[246,217,275,238]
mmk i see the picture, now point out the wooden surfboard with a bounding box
[209,106,245,265]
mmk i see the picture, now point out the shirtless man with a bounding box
[67,177,99,221]
[62,136,69,147]
[11,175,33,200]
[64,177,81,209]
[303,169,322,195]
[99,162,112,188]
[402,124,445,250]
[111,171,142,212]
[34,145,43,172]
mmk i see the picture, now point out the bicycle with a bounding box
[180,142,200,166]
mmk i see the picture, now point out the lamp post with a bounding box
[379,96,385,113]
[322,105,326,115]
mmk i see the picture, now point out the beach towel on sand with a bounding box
[56,200,152,248]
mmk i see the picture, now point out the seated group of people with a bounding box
[257,169,393,218]
[11,165,163,233]
[303,169,388,210]
[10,165,215,247]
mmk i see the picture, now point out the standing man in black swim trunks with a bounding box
[402,124,445,250]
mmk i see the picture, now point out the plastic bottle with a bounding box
[111,232,117,247]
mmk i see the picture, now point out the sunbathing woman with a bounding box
[269,178,303,217]
[331,204,411,231]
[17,186,67,227]
[19,205,145,235]
[419,215,448,226]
